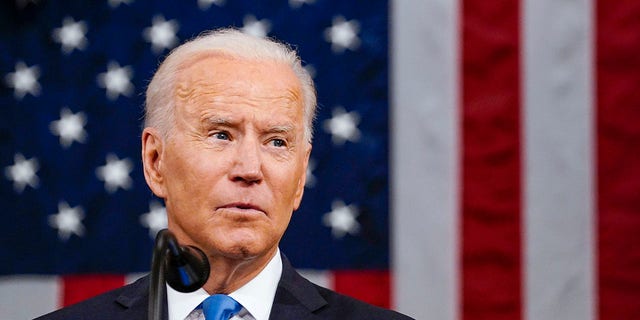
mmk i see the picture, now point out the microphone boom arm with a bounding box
[148,229,210,320]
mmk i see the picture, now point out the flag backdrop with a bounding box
[1,0,639,320]
[1,0,392,319]
[392,0,640,319]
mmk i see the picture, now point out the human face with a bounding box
[144,55,310,262]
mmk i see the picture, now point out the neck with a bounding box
[202,247,278,294]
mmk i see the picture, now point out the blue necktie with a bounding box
[202,294,243,320]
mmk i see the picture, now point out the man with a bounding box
[36,28,412,320]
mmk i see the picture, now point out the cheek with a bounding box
[162,147,222,216]
[165,142,221,183]
[270,164,305,208]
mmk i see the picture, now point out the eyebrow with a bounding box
[266,124,294,134]
[203,116,233,126]
[202,116,295,134]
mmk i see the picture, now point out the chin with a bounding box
[214,235,271,260]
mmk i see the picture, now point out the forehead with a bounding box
[175,53,301,99]
[173,55,304,129]
[172,54,305,133]
[173,54,304,128]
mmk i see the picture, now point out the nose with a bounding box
[229,137,264,185]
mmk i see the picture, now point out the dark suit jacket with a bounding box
[34,255,414,320]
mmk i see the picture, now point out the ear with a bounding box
[293,143,312,211]
[141,128,167,198]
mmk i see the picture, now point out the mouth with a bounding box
[217,202,266,215]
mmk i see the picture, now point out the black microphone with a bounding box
[149,229,210,320]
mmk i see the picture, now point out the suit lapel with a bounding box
[115,275,168,320]
[269,255,327,320]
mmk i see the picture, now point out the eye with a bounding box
[212,132,230,140]
[270,138,286,147]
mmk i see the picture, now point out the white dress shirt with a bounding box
[166,248,283,320]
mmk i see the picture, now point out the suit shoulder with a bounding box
[33,277,149,320]
[33,288,124,320]
[313,284,414,320]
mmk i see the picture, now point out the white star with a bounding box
[48,201,85,241]
[95,153,133,193]
[96,61,134,100]
[198,0,225,10]
[108,0,133,8]
[140,201,167,238]
[322,200,360,238]
[323,106,361,145]
[241,15,271,38]
[51,17,88,54]
[324,16,361,53]
[289,0,315,9]
[49,107,87,148]
[4,62,41,100]
[143,15,179,54]
[305,158,316,188]
[4,153,39,193]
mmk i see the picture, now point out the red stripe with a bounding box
[61,274,125,307]
[596,1,640,319]
[332,270,390,309]
[460,1,522,319]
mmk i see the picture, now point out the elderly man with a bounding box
[36,29,412,320]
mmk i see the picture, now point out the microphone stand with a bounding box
[149,229,168,320]
[149,229,210,320]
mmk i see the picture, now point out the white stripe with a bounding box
[391,0,459,319]
[0,275,60,320]
[523,0,595,319]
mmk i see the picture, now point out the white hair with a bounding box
[144,28,317,142]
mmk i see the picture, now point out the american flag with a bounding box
[1,0,391,318]
[1,0,640,320]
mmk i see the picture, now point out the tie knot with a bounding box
[202,294,243,320]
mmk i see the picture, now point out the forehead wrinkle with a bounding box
[174,55,234,108]
[173,55,305,133]
[175,74,233,107]
[284,88,302,110]
[176,79,301,111]
[175,55,303,103]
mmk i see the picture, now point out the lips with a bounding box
[217,202,265,214]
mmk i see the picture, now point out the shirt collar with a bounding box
[167,248,283,320]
